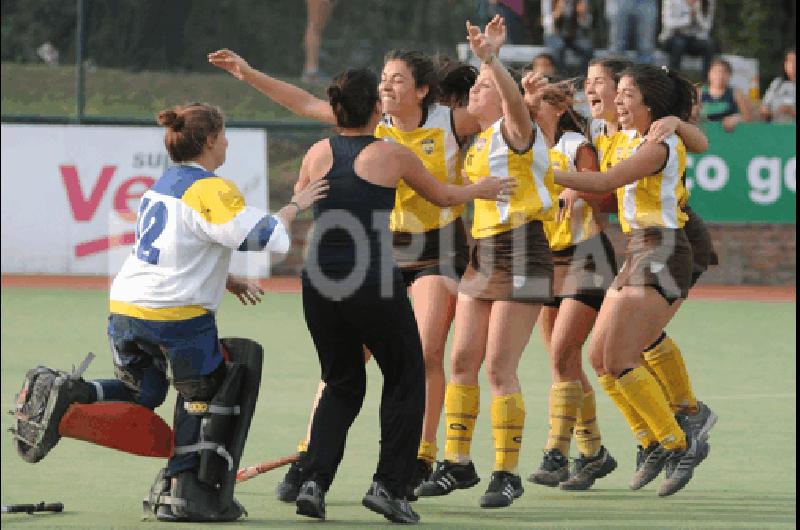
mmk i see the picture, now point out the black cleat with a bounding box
[295,479,326,520]
[362,480,420,524]
[527,448,569,487]
[275,451,305,502]
[559,445,618,490]
[479,471,524,508]
[415,460,480,497]
[406,459,432,502]
[630,443,669,490]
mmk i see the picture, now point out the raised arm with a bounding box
[555,141,668,193]
[466,19,533,150]
[398,146,512,206]
[208,49,336,125]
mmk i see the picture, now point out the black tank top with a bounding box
[303,135,399,287]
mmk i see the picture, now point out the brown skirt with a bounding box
[610,227,693,304]
[545,231,618,310]
[393,218,470,287]
[683,206,719,287]
[459,221,553,303]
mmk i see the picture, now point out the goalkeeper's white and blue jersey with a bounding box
[110,163,288,320]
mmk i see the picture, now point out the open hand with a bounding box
[484,14,507,54]
[291,178,330,210]
[208,49,251,80]
[646,116,680,143]
[226,274,264,305]
[466,20,494,63]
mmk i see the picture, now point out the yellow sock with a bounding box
[297,439,308,453]
[492,392,526,473]
[643,334,698,414]
[444,383,480,463]
[599,374,657,448]
[417,440,437,465]
[642,361,671,406]
[575,390,602,457]
[545,381,582,456]
[616,367,686,451]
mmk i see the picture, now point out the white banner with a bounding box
[1,124,270,276]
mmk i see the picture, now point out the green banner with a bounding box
[685,122,796,223]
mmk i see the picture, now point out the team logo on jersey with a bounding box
[421,138,435,155]
[475,137,487,151]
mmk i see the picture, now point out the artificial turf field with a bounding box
[0,287,795,529]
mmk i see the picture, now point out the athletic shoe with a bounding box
[295,480,326,520]
[629,443,669,490]
[676,401,718,442]
[362,480,420,524]
[479,471,524,508]
[406,459,432,502]
[559,445,618,490]
[527,448,569,487]
[658,434,710,497]
[415,460,480,497]
[275,452,305,502]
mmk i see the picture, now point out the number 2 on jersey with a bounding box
[135,197,168,264]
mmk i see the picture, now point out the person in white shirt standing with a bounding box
[659,0,716,77]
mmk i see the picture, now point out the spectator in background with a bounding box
[303,0,336,82]
[701,57,751,132]
[760,48,796,123]
[476,1,528,44]
[532,52,559,79]
[609,0,657,64]
[659,0,716,77]
[541,0,593,75]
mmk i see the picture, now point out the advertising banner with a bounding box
[1,124,270,275]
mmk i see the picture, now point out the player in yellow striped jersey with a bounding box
[416,17,556,509]
[518,77,619,491]
[555,64,712,497]
[209,47,486,499]
[583,58,718,488]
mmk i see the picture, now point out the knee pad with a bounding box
[155,338,263,521]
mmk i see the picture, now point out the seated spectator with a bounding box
[531,52,558,79]
[659,0,716,77]
[609,0,658,64]
[541,0,593,75]
[760,48,796,123]
[700,57,751,132]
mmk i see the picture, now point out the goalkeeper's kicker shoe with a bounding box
[629,443,669,490]
[676,401,718,443]
[559,445,618,490]
[275,451,306,502]
[415,460,480,497]
[479,471,524,508]
[527,448,569,487]
[362,480,420,524]
[295,479,326,520]
[658,432,710,497]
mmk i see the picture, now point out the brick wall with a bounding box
[273,220,796,286]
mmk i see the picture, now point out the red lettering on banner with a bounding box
[60,165,117,221]
[114,176,155,222]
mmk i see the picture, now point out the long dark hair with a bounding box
[621,64,695,122]
[384,50,439,110]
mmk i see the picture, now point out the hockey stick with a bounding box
[2,502,63,514]
[236,454,299,483]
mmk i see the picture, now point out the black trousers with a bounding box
[300,277,425,497]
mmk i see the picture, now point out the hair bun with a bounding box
[157,109,185,130]
[327,85,343,104]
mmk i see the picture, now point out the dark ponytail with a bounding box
[621,64,694,122]
[327,69,379,128]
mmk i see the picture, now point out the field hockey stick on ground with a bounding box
[2,502,64,514]
[236,454,299,483]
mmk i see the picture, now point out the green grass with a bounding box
[1,288,796,528]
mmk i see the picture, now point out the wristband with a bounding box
[288,201,301,213]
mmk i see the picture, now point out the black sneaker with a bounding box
[362,480,420,524]
[559,445,618,490]
[676,401,718,443]
[658,434,710,497]
[629,443,669,490]
[479,471,523,508]
[295,479,325,520]
[527,448,569,487]
[275,452,305,502]
[406,459,432,502]
[415,460,480,497]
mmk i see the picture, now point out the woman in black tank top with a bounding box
[293,69,510,524]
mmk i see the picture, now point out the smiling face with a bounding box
[584,64,618,121]
[467,66,503,121]
[379,59,427,117]
[615,75,650,133]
